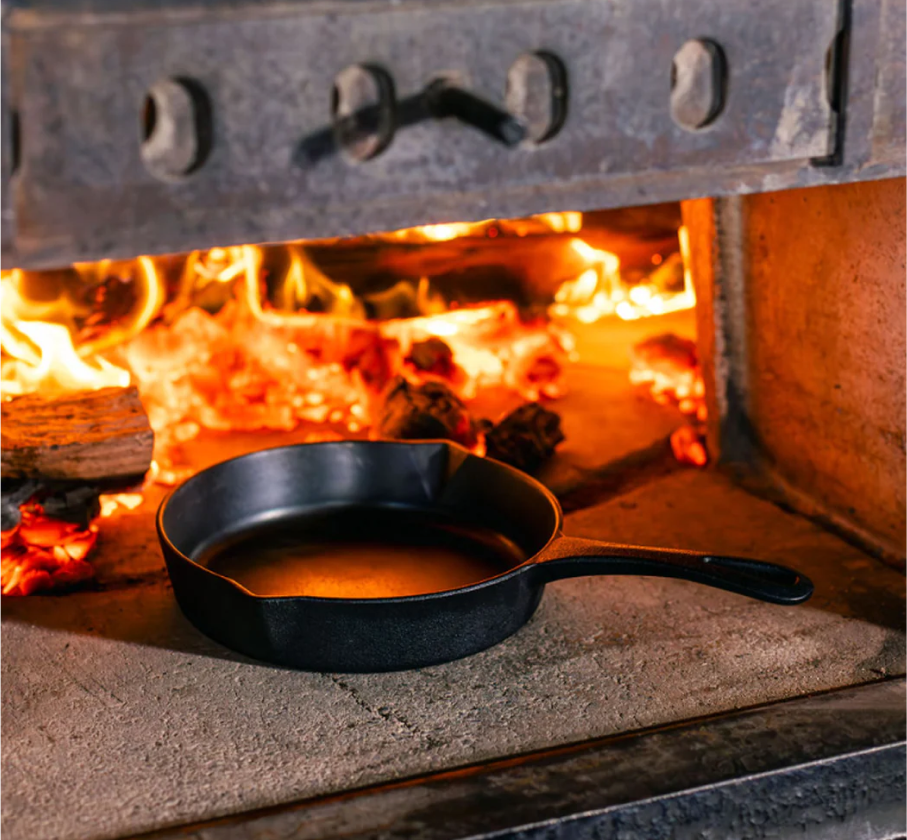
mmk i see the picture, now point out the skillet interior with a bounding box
[159,441,561,600]
[197,506,528,598]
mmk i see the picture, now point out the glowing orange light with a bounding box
[1,509,98,596]
[549,226,695,323]
[0,208,705,587]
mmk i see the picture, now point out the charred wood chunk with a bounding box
[1,479,42,531]
[40,486,102,529]
[406,337,456,379]
[2,480,102,532]
[484,403,564,473]
[377,378,476,446]
[342,333,401,393]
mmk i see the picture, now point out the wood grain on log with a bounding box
[1,386,154,481]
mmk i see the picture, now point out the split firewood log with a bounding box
[1,386,154,482]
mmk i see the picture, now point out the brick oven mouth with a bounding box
[1,192,904,840]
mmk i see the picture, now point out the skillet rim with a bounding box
[156,439,565,605]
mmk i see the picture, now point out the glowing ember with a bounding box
[670,424,709,467]
[629,332,708,467]
[1,506,98,596]
[99,493,145,518]
[0,209,697,589]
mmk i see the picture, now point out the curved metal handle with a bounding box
[297,81,527,166]
[532,536,813,605]
[425,80,527,147]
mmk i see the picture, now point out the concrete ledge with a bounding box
[2,469,904,840]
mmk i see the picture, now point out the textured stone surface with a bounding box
[537,311,697,495]
[3,469,903,840]
[534,362,684,495]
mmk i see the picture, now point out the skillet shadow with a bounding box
[2,542,904,675]
[1,578,290,671]
[795,555,906,634]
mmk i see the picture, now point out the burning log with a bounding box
[377,378,477,447]
[1,386,153,482]
[629,332,709,468]
[631,332,698,375]
[484,403,565,473]
[629,332,704,416]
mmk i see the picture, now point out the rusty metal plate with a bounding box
[0,0,891,267]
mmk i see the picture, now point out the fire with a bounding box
[0,209,697,594]
[1,320,131,395]
[0,271,127,394]
[375,211,584,244]
[0,255,168,396]
[550,226,695,323]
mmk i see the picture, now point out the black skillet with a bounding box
[157,440,813,672]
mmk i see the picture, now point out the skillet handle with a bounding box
[532,537,813,605]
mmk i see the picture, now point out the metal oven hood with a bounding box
[1,0,904,269]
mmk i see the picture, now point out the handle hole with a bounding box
[9,109,21,175]
[670,39,727,130]
[140,77,213,181]
[505,51,568,145]
[824,28,847,113]
[331,64,396,163]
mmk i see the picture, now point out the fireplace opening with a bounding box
[1,202,703,597]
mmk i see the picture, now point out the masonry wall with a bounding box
[686,179,906,559]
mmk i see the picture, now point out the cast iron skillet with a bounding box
[157,440,813,672]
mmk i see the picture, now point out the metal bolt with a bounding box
[670,39,726,131]
[505,52,568,145]
[332,65,395,162]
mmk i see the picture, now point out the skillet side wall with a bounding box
[160,539,546,671]
[160,442,456,557]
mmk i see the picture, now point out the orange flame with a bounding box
[550,226,695,323]
[0,255,164,396]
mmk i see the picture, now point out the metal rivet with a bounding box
[505,52,568,145]
[140,78,212,180]
[332,65,395,162]
[670,39,726,131]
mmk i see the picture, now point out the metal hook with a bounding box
[296,80,526,166]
